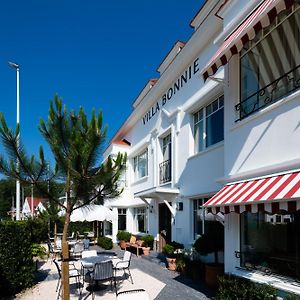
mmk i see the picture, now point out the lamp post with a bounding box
[8,61,21,220]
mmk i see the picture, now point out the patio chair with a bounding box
[70,241,84,259]
[47,241,61,261]
[116,289,150,300]
[84,260,115,300]
[53,259,81,299]
[112,250,133,284]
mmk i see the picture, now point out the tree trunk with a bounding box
[62,205,71,300]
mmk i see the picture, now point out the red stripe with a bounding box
[203,186,229,206]
[206,185,236,206]
[253,176,283,201]
[230,180,258,203]
[219,181,249,205]
[284,176,300,198]
[241,178,267,202]
[267,172,298,200]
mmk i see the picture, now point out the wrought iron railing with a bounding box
[159,159,171,184]
[236,64,300,121]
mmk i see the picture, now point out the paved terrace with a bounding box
[15,245,213,300]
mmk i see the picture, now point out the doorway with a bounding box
[158,202,172,252]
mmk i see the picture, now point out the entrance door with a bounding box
[158,202,172,252]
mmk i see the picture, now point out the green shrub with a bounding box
[31,243,47,258]
[141,234,154,248]
[116,230,131,242]
[98,236,113,250]
[163,244,175,257]
[214,274,277,300]
[170,240,184,249]
[0,221,34,296]
[26,218,48,243]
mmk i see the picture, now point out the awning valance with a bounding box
[202,0,296,81]
[204,171,300,214]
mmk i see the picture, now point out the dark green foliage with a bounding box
[0,179,15,220]
[31,243,47,258]
[163,244,175,257]
[169,240,184,249]
[214,275,277,300]
[141,234,154,248]
[68,221,93,236]
[0,221,34,296]
[25,218,49,243]
[116,230,131,242]
[98,236,113,250]
[193,221,224,263]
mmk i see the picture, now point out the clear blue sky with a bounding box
[0,0,202,166]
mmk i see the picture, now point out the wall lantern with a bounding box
[176,202,183,211]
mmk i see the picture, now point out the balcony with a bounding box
[159,159,171,184]
[236,64,300,121]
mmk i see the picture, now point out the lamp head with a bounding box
[8,61,19,69]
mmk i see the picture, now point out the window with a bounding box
[193,198,208,240]
[239,4,300,120]
[134,207,147,233]
[118,208,127,231]
[240,211,300,280]
[104,221,112,236]
[133,149,148,180]
[194,95,224,153]
[160,134,171,184]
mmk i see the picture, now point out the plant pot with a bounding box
[166,257,177,271]
[205,263,224,288]
[119,240,127,250]
[143,247,150,256]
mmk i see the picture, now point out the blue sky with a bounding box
[0,0,202,166]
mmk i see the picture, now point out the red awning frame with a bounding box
[202,0,296,81]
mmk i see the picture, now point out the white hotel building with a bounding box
[103,0,300,296]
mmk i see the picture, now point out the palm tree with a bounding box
[0,95,126,299]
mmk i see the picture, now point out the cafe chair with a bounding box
[84,261,114,300]
[47,241,61,261]
[70,241,84,259]
[53,259,81,299]
[112,250,133,284]
[116,289,150,300]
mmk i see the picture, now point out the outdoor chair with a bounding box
[70,241,84,259]
[116,289,150,300]
[84,260,115,300]
[47,241,61,261]
[112,250,133,284]
[53,259,81,299]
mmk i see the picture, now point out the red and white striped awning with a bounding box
[202,0,296,81]
[204,171,300,214]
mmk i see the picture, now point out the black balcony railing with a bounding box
[159,159,171,184]
[236,64,300,121]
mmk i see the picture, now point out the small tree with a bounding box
[0,95,126,299]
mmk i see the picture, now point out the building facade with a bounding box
[103,0,300,296]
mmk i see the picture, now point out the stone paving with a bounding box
[15,245,213,300]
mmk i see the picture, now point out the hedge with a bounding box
[0,221,34,296]
[98,236,113,250]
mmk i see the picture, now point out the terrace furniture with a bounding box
[53,259,81,299]
[47,241,61,261]
[112,250,133,284]
[116,289,150,300]
[84,261,115,299]
[82,250,97,258]
[125,235,144,256]
[70,241,84,259]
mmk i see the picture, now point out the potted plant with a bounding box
[163,241,184,271]
[31,243,47,271]
[193,221,224,287]
[116,230,131,249]
[176,256,187,274]
[141,234,154,256]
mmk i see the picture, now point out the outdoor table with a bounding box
[80,254,116,269]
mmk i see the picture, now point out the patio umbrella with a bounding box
[70,204,116,222]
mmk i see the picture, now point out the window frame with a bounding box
[193,95,224,153]
[133,207,147,233]
[133,148,148,180]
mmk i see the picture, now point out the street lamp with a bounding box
[8,61,21,221]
